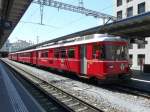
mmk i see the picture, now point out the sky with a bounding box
[8,0,114,44]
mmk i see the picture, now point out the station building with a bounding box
[114,0,150,70]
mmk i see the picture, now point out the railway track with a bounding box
[101,83,150,99]
[2,61,72,112]
[2,60,102,112]
[112,83,150,99]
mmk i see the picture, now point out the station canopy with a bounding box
[0,0,32,48]
[65,11,150,39]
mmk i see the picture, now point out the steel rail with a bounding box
[112,84,150,99]
[100,83,150,99]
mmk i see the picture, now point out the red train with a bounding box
[8,34,131,82]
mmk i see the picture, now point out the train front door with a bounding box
[80,44,87,75]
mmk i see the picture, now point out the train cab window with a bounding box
[61,48,66,58]
[68,48,75,58]
[92,44,105,60]
[105,45,128,61]
[54,49,59,58]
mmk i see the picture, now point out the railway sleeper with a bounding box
[73,105,88,112]
[56,95,67,99]
[68,102,80,107]
[61,98,73,103]
[49,90,58,94]
[64,99,79,105]
[52,92,62,96]
[41,85,49,88]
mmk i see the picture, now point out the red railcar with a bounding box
[18,52,31,64]
[9,34,131,81]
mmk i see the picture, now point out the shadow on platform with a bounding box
[132,70,150,81]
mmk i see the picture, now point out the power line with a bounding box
[33,0,116,21]
[20,21,60,29]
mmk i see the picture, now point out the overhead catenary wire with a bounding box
[33,0,116,21]
[20,21,60,29]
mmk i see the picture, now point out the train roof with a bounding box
[11,34,127,54]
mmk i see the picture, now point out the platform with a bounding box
[132,70,150,82]
[0,61,45,112]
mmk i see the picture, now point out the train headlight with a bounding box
[120,64,125,70]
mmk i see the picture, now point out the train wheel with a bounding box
[94,78,109,85]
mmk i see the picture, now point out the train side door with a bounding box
[80,44,87,75]
[36,51,38,65]
[30,52,33,64]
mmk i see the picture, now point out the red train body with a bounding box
[8,34,131,81]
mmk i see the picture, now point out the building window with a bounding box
[138,2,145,14]
[117,10,122,20]
[129,43,133,49]
[127,0,132,3]
[68,48,75,58]
[137,54,145,66]
[138,43,145,49]
[117,0,122,7]
[127,7,133,17]
[129,54,133,65]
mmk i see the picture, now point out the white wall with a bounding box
[115,0,149,18]
[114,0,150,70]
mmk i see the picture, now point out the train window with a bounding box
[105,45,128,61]
[54,49,59,58]
[27,53,30,57]
[92,44,105,60]
[45,52,48,57]
[41,51,48,58]
[61,48,66,58]
[68,48,75,58]
[21,53,30,57]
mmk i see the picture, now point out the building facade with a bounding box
[114,0,150,70]
[0,40,11,52]
[9,40,33,52]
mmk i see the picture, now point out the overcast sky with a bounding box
[8,0,114,44]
